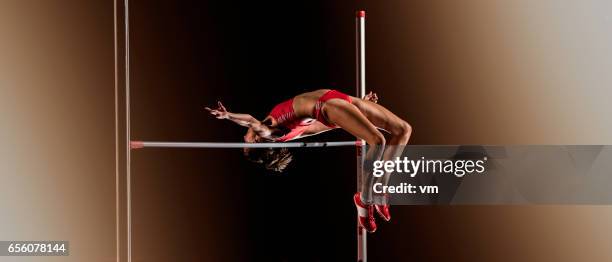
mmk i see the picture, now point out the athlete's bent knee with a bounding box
[398,121,412,138]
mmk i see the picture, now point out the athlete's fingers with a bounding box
[206,108,222,118]
[218,101,226,111]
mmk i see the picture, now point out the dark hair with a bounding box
[244,147,293,172]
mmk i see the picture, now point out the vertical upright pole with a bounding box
[113,0,120,261]
[355,10,367,262]
[124,0,132,262]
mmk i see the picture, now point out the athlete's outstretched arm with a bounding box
[205,101,271,137]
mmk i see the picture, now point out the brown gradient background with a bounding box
[1,0,612,261]
[0,0,117,262]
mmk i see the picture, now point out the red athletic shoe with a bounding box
[375,204,391,222]
[353,192,377,233]
[375,193,391,221]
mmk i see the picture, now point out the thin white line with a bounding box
[132,141,359,149]
[124,0,131,261]
[113,0,120,261]
[359,19,366,96]
[356,13,367,262]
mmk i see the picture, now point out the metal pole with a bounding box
[124,0,131,261]
[355,9,367,262]
[113,0,120,261]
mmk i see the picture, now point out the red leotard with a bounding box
[268,90,352,141]
[313,90,352,127]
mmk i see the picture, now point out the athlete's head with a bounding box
[244,147,293,172]
[242,117,292,172]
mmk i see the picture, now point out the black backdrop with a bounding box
[130,1,372,261]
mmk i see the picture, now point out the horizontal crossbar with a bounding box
[130,141,361,149]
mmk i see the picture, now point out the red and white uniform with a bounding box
[268,90,352,142]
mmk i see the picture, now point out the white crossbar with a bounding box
[130,141,360,149]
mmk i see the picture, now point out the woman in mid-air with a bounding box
[206,89,412,233]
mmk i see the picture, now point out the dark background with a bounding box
[130,1,369,261]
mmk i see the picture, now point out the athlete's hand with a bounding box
[364,91,378,103]
[205,101,230,119]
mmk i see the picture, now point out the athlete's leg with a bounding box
[351,98,412,219]
[323,99,386,146]
[321,99,385,200]
[321,99,386,232]
[351,97,412,145]
[352,97,411,185]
